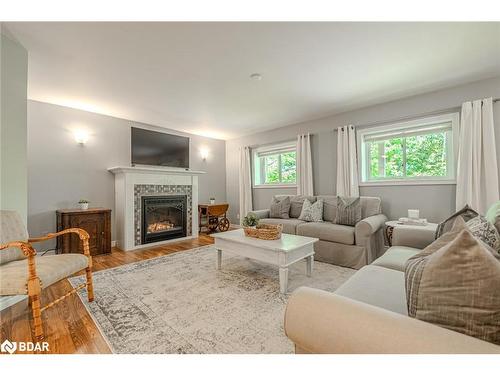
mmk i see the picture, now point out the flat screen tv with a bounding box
[131,127,190,168]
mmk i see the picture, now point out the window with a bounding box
[253,142,297,187]
[357,113,459,185]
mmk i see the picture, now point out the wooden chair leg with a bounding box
[27,278,44,341]
[85,266,94,302]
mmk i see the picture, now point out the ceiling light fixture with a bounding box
[250,73,262,81]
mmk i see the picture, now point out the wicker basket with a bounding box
[243,223,283,240]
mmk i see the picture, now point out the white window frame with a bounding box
[357,113,459,186]
[252,141,297,189]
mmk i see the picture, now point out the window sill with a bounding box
[253,184,297,189]
[359,179,456,187]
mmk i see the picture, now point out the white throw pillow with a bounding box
[298,199,323,222]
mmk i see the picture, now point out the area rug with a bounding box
[70,245,355,354]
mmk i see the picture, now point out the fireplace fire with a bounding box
[141,195,187,244]
[147,221,174,233]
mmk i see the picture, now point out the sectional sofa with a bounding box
[284,228,500,354]
[248,195,387,269]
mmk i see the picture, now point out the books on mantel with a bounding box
[397,217,428,226]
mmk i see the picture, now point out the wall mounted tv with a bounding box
[131,127,190,168]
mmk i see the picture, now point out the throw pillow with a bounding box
[269,196,291,219]
[334,196,361,226]
[435,204,478,239]
[298,199,323,222]
[289,196,317,218]
[416,216,468,258]
[405,229,500,345]
[466,215,500,254]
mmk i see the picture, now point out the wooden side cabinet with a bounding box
[56,208,112,256]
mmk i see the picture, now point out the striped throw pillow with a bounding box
[334,197,361,226]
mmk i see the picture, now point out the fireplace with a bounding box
[141,195,187,244]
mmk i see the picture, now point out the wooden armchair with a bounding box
[0,210,94,341]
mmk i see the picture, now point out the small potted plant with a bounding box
[209,197,216,205]
[242,213,259,227]
[78,199,90,210]
[242,213,259,237]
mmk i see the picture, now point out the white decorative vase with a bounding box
[210,199,215,205]
[79,203,89,210]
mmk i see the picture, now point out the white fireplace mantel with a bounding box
[108,166,206,176]
[108,166,204,251]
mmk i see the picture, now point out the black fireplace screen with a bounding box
[141,195,187,244]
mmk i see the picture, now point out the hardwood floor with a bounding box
[0,233,216,354]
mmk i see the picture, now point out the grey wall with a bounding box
[1,31,28,224]
[28,100,226,250]
[226,76,500,224]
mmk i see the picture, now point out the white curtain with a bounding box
[336,125,359,197]
[297,134,314,195]
[456,97,499,213]
[239,146,253,224]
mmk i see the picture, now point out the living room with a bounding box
[1,2,500,371]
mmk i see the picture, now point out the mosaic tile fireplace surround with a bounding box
[133,184,192,245]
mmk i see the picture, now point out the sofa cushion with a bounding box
[334,265,408,315]
[0,254,89,295]
[318,196,337,222]
[259,218,305,235]
[297,222,355,245]
[371,246,420,272]
[270,196,291,219]
[405,229,500,345]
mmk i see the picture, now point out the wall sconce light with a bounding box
[200,147,209,161]
[74,130,89,145]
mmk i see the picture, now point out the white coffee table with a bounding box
[211,229,318,294]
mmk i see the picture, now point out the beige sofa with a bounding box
[284,229,500,354]
[249,195,387,269]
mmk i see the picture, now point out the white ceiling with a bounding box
[5,22,500,139]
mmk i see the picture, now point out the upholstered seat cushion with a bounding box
[371,246,420,272]
[0,254,89,295]
[334,265,408,315]
[296,222,355,245]
[258,218,305,235]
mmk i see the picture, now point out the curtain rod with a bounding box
[334,97,500,131]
